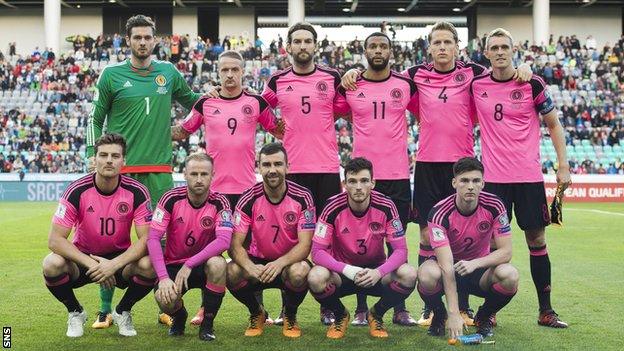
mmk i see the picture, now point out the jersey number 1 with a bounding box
[145,97,150,115]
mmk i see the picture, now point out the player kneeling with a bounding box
[227,143,315,338]
[418,157,518,339]
[147,153,232,341]
[42,133,156,337]
[308,157,417,339]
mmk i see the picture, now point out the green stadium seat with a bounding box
[583,145,594,152]
[613,145,622,153]
[603,145,613,153]
[581,139,591,146]
[0,145,4,152]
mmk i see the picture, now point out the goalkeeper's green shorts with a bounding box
[126,172,174,209]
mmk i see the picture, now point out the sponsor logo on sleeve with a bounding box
[391,219,405,238]
[498,214,509,227]
[220,210,234,228]
[153,208,164,223]
[233,211,241,226]
[301,209,315,229]
[314,223,327,238]
[55,204,67,218]
[431,227,446,242]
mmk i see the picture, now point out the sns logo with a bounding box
[3,327,10,349]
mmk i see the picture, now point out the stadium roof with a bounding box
[2,0,622,15]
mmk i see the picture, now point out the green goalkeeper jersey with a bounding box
[86,59,201,171]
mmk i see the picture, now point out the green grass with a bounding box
[1,201,623,350]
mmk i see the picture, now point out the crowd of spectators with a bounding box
[1,31,623,175]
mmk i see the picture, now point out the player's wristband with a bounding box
[342,265,363,281]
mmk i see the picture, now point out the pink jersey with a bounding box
[181,92,277,194]
[471,74,554,183]
[234,180,316,260]
[262,65,341,173]
[334,72,419,180]
[52,174,151,255]
[404,61,487,162]
[313,191,406,267]
[428,192,511,261]
[150,187,233,265]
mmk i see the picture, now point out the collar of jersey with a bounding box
[360,72,391,83]
[433,65,457,75]
[264,182,288,205]
[127,59,154,76]
[219,91,243,100]
[291,65,317,76]
[454,194,479,217]
[187,193,209,209]
[348,201,370,218]
[489,72,515,83]
[93,174,122,197]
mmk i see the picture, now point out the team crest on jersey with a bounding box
[241,104,254,116]
[390,88,403,100]
[431,227,445,242]
[454,72,467,83]
[201,216,215,229]
[283,211,297,225]
[155,75,167,86]
[510,89,524,101]
[117,202,130,215]
[478,220,492,233]
[369,222,383,233]
[315,80,329,95]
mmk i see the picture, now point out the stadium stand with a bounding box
[1,32,622,175]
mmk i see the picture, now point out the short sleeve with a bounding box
[333,88,351,115]
[52,198,78,228]
[530,77,555,115]
[384,215,405,243]
[216,208,234,230]
[262,78,279,108]
[233,209,251,234]
[181,98,206,133]
[133,198,153,226]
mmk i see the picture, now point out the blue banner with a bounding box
[0,181,186,202]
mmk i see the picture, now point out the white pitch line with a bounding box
[567,208,624,217]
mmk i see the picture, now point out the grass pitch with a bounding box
[1,201,623,350]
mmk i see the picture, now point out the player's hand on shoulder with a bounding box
[205,86,221,98]
[447,312,465,339]
[453,260,477,276]
[513,63,533,83]
[341,68,361,91]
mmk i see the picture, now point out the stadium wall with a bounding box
[219,7,255,43]
[0,174,621,203]
[476,6,622,48]
[172,8,198,39]
[0,8,102,56]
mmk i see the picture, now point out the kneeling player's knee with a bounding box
[417,261,441,288]
[42,253,67,276]
[494,264,519,287]
[307,267,330,292]
[287,262,310,287]
[396,264,418,287]
[206,256,227,280]
[136,256,155,277]
[226,261,244,283]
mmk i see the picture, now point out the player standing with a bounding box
[308,157,417,339]
[419,157,518,338]
[227,143,315,338]
[334,32,419,326]
[147,153,232,341]
[172,49,281,325]
[86,15,202,328]
[42,133,156,337]
[470,28,571,328]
